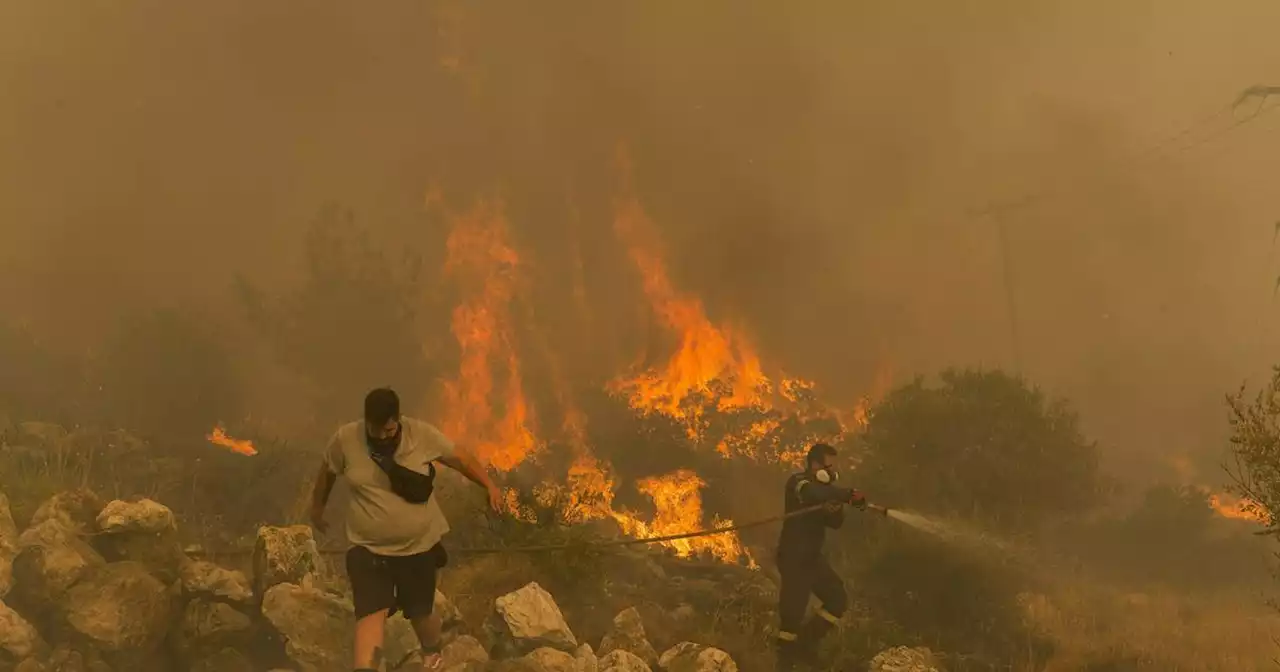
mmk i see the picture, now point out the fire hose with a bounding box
[188,501,890,558]
[455,500,890,555]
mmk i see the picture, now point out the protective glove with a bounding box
[848,489,867,508]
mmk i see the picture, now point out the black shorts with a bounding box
[346,542,448,620]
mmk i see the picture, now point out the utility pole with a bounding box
[970,197,1035,376]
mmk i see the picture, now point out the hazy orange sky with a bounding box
[2,1,1279,481]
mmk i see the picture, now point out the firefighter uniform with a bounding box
[775,471,863,669]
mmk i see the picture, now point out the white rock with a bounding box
[96,499,176,534]
[171,599,254,660]
[16,518,75,550]
[598,607,657,667]
[657,642,737,672]
[260,582,354,672]
[435,589,463,628]
[574,643,599,672]
[525,647,577,672]
[0,597,43,659]
[10,531,105,611]
[490,581,577,655]
[179,560,253,604]
[63,561,172,657]
[28,490,103,534]
[252,525,322,597]
[440,634,489,670]
[869,646,943,672]
[599,649,652,672]
[383,613,420,669]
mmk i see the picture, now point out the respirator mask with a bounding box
[814,467,839,484]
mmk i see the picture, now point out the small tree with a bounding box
[1224,365,1280,529]
[858,368,1100,530]
[236,207,434,423]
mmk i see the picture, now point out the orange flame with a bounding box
[1174,462,1269,525]
[848,362,895,430]
[608,172,769,439]
[427,167,903,566]
[611,469,753,565]
[206,426,257,457]
[601,151,867,469]
[438,198,539,472]
[1208,492,1268,524]
[428,189,755,564]
[716,418,782,458]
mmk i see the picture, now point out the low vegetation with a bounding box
[3,216,1278,671]
[3,365,1275,670]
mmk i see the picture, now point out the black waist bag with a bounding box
[369,453,436,504]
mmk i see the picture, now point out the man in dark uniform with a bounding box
[775,442,866,670]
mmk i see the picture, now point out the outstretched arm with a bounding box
[438,447,495,490]
[438,447,502,510]
[417,421,502,511]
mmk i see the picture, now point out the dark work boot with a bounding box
[775,633,803,671]
[794,614,838,667]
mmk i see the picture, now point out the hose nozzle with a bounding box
[867,503,890,517]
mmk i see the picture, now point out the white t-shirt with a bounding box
[323,417,455,556]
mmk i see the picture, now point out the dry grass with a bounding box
[1016,575,1280,671]
[6,423,1279,671]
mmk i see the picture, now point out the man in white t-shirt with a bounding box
[310,387,502,672]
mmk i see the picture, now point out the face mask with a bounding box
[814,467,839,484]
[367,424,402,454]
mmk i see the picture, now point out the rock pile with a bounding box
[0,490,744,672]
[0,489,941,672]
[868,646,942,672]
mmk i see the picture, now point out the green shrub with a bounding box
[859,369,1100,531]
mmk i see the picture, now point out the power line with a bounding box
[966,85,1280,376]
[966,86,1280,221]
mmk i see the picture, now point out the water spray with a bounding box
[870,504,1021,556]
[859,500,969,542]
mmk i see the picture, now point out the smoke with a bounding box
[3,0,1280,480]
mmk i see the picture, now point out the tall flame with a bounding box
[431,190,752,564]
[438,198,539,472]
[426,156,890,566]
[608,173,769,439]
[600,150,868,470]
